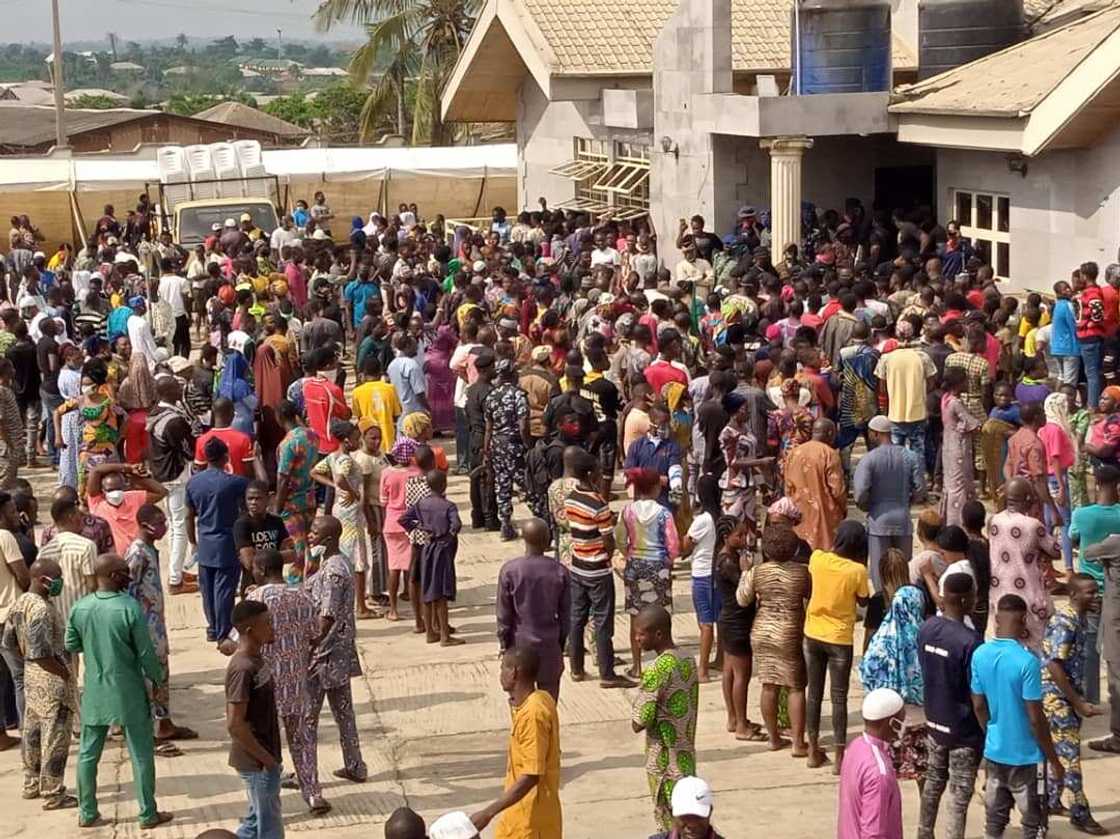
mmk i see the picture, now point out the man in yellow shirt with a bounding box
[351,356,402,451]
[470,647,562,838]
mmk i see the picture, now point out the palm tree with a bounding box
[313,0,480,145]
[175,33,188,53]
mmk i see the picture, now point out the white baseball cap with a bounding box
[428,811,478,839]
[224,218,237,228]
[670,776,714,819]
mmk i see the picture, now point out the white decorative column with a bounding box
[760,136,813,254]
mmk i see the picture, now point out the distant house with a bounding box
[65,89,130,105]
[189,101,310,145]
[0,105,297,154]
[109,61,145,74]
[238,59,303,81]
[163,66,191,77]
[302,67,349,78]
[0,83,54,105]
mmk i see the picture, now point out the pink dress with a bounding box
[424,325,457,433]
[380,464,421,571]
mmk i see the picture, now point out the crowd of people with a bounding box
[0,193,1118,839]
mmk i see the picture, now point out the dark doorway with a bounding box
[874,165,935,217]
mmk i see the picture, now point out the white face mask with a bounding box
[105,489,126,507]
[310,544,326,559]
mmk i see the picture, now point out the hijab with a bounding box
[217,350,252,402]
[832,519,868,562]
[859,585,926,704]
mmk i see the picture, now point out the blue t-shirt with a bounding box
[186,469,249,568]
[343,279,380,329]
[1070,503,1120,588]
[969,637,1043,766]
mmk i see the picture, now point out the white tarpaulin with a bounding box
[0,143,517,192]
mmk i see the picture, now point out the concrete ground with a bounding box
[3,457,1120,838]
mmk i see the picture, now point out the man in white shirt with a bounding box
[126,297,159,369]
[674,237,712,288]
[589,230,621,269]
[450,321,483,474]
[269,215,297,254]
[157,258,191,358]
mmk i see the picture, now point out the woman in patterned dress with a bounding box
[56,344,83,490]
[311,420,370,611]
[737,522,811,754]
[1066,384,1094,510]
[767,377,813,484]
[615,467,680,678]
[939,365,982,527]
[53,357,123,500]
[380,437,423,624]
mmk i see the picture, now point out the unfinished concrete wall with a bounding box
[936,122,1120,290]
[516,76,654,212]
[651,0,734,267]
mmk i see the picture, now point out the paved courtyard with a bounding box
[3,460,1120,838]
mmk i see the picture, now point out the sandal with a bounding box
[332,767,367,783]
[155,742,184,757]
[139,811,174,830]
[156,725,198,742]
[1089,737,1120,754]
[42,793,78,811]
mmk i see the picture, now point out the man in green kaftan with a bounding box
[65,552,173,829]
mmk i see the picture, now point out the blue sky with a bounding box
[27,0,365,44]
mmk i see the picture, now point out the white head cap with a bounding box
[868,415,892,434]
[671,776,714,819]
[224,218,237,228]
[428,811,479,839]
[862,687,904,721]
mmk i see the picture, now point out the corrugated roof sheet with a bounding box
[890,3,1120,115]
[517,0,916,74]
[192,101,309,137]
[0,106,159,147]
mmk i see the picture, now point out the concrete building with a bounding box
[441,0,1120,289]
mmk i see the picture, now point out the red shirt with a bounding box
[1101,284,1119,338]
[819,298,842,323]
[194,427,254,475]
[303,375,349,454]
[644,360,689,395]
[1077,286,1109,341]
[984,332,1001,379]
[966,289,985,309]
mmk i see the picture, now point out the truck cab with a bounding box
[172,197,279,249]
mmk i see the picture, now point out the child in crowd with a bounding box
[400,469,463,647]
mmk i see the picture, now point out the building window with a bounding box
[954,189,1011,279]
[573,138,610,209]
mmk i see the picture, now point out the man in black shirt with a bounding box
[916,572,983,839]
[697,370,736,477]
[7,321,40,466]
[147,375,198,594]
[225,600,283,838]
[36,316,61,465]
[233,481,292,595]
[464,351,497,529]
[543,365,599,448]
[583,346,620,498]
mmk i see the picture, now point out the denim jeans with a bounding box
[164,475,189,585]
[39,389,63,464]
[803,637,853,747]
[0,643,24,725]
[569,573,618,680]
[1085,608,1101,704]
[890,419,927,468]
[1046,474,1072,570]
[237,764,284,839]
[918,738,980,839]
[983,760,1041,839]
[1080,338,1103,409]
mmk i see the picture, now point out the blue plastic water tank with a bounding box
[791,0,892,95]
[918,0,1025,80]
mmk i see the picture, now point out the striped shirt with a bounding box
[564,487,614,579]
[36,530,96,628]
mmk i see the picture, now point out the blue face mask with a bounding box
[45,577,63,598]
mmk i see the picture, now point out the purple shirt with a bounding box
[837,733,902,839]
[496,553,571,683]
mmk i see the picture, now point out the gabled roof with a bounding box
[192,101,309,138]
[891,4,1120,155]
[890,3,1120,117]
[515,0,915,75]
[0,106,159,148]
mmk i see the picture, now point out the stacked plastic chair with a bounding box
[156,145,191,215]
[184,144,219,200]
[233,140,270,199]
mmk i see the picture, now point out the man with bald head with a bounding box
[987,477,1061,651]
[66,553,172,829]
[783,418,847,551]
[496,517,571,700]
[2,556,76,808]
[305,515,367,783]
